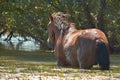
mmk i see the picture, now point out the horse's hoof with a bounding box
[57,60,68,67]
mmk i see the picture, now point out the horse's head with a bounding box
[47,12,72,49]
[47,15,56,49]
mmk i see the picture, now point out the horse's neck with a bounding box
[55,27,76,46]
[68,27,77,33]
[68,23,77,32]
[55,23,77,46]
[55,34,64,52]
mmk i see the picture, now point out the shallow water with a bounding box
[0,35,40,51]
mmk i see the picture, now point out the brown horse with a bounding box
[47,12,110,70]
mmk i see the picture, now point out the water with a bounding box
[0,35,40,51]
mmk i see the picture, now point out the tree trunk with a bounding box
[0,29,7,36]
[78,0,96,28]
[4,31,13,41]
[97,0,106,32]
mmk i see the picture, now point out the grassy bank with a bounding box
[0,49,120,80]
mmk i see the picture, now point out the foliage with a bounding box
[0,0,120,51]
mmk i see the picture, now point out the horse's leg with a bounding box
[77,47,84,69]
[57,58,69,67]
[55,50,69,67]
[77,46,94,69]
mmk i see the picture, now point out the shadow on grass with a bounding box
[0,49,56,62]
[0,48,120,73]
[110,54,120,65]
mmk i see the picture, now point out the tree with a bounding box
[97,0,106,32]
[0,0,120,52]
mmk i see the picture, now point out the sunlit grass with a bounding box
[0,49,120,79]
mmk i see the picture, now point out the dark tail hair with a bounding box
[97,42,110,70]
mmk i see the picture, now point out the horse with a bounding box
[47,12,110,70]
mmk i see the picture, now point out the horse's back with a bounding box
[63,28,109,69]
[78,29,109,69]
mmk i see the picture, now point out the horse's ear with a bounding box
[49,14,53,21]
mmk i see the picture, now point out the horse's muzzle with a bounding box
[47,38,54,50]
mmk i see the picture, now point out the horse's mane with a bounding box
[52,12,76,31]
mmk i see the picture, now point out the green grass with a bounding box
[0,49,120,79]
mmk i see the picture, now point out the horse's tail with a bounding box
[96,41,110,70]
